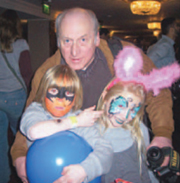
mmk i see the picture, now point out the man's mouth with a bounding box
[71,58,81,63]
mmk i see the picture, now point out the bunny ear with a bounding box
[143,62,180,96]
[109,46,180,96]
[114,46,143,81]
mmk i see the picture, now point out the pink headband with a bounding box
[107,46,180,96]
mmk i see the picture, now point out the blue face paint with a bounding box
[109,96,127,115]
[108,95,141,125]
[130,105,141,119]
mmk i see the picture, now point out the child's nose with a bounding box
[123,109,130,120]
[57,98,63,102]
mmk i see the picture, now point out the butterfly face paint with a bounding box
[45,86,75,117]
[107,92,142,127]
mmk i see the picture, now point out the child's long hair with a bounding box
[34,65,83,111]
[97,80,146,173]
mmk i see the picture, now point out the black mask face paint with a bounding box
[46,87,75,103]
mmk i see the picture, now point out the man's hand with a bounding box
[53,164,87,183]
[14,156,28,183]
[77,105,103,127]
[147,136,172,167]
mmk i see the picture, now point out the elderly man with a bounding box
[11,7,173,183]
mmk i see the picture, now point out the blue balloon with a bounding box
[26,131,101,183]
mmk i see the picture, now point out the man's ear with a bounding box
[95,32,100,46]
[169,26,175,35]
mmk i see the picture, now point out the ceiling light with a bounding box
[147,22,161,29]
[130,1,161,15]
[153,30,161,37]
[21,19,27,23]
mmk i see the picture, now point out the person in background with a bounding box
[147,17,179,68]
[0,9,32,183]
[134,36,146,53]
[99,27,122,58]
[11,7,174,183]
[146,37,158,54]
[99,28,110,41]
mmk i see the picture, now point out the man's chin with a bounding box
[68,63,84,71]
[67,59,92,71]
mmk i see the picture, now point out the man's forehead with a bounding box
[62,11,91,24]
[60,13,93,33]
[59,24,94,40]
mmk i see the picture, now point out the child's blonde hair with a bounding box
[34,65,83,111]
[97,80,147,174]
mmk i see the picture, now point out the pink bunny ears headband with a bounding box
[107,46,180,96]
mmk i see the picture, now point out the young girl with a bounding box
[20,65,113,183]
[97,46,180,183]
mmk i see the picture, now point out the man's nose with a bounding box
[71,42,79,56]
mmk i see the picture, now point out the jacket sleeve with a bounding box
[121,40,174,139]
[10,49,61,165]
[140,46,174,139]
[10,131,28,166]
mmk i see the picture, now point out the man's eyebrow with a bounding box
[61,34,90,42]
[80,34,88,37]
[61,36,73,40]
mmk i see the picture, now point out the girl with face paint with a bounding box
[96,45,180,183]
[19,65,113,183]
[97,81,159,183]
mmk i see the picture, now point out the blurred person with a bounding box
[134,36,146,53]
[0,9,32,183]
[99,28,110,41]
[146,37,158,54]
[147,17,179,68]
[11,7,174,183]
[99,28,122,58]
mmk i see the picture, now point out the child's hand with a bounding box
[77,105,103,127]
[53,164,87,183]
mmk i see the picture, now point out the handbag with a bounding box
[1,50,27,93]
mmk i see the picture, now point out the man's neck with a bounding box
[82,56,95,71]
[166,33,175,41]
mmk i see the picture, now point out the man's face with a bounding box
[106,91,142,128]
[58,13,100,70]
[45,78,75,117]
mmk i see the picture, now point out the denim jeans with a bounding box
[0,88,26,183]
